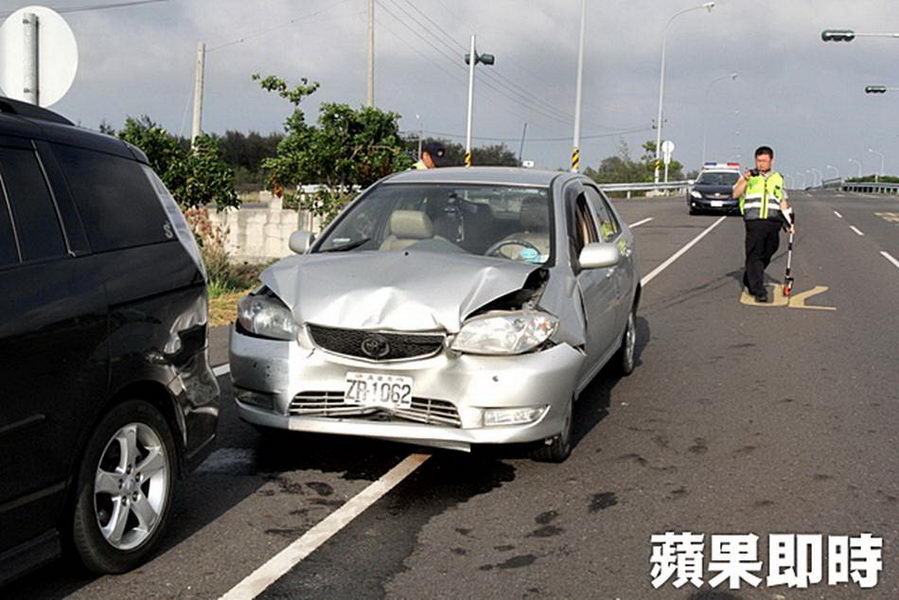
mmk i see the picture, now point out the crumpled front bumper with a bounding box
[229,327,584,452]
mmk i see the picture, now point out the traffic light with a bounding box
[821,29,856,42]
[865,86,888,94]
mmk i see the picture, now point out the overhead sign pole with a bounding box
[23,12,38,104]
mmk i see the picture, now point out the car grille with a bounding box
[288,392,462,428]
[306,324,445,361]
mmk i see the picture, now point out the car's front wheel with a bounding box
[71,399,176,574]
[617,308,637,376]
[531,395,573,463]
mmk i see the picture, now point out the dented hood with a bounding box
[260,251,541,332]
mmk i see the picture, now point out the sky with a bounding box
[2,0,899,181]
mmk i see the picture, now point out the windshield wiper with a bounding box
[320,238,371,252]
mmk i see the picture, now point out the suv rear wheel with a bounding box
[71,400,176,573]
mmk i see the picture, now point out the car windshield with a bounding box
[696,172,740,186]
[315,183,553,265]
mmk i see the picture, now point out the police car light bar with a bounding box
[703,162,741,169]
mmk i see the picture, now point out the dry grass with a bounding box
[209,288,252,328]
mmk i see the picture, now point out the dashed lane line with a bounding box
[833,210,843,219]
[628,217,654,229]
[219,454,431,600]
[881,251,899,270]
[849,226,865,237]
[641,216,728,286]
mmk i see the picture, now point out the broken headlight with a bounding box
[451,311,558,355]
[237,292,298,341]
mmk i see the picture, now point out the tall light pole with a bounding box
[826,164,840,179]
[701,72,737,164]
[367,0,374,107]
[191,42,206,145]
[796,171,806,189]
[464,35,495,168]
[811,167,823,187]
[806,169,816,188]
[868,147,885,182]
[415,113,422,160]
[848,157,862,178]
[654,1,716,183]
[784,174,794,190]
[571,0,587,172]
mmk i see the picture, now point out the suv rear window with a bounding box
[0,146,66,262]
[53,144,171,252]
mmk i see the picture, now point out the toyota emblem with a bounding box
[360,333,390,359]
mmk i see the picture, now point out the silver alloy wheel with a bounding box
[623,311,636,373]
[93,422,169,550]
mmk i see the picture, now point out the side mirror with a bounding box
[289,231,315,254]
[578,242,621,269]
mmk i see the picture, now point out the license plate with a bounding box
[345,372,413,408]
[711,200,724,207]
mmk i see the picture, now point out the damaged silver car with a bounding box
[229,167,640,462]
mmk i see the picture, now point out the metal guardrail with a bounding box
[840,180,899,194]
[597,180,691,199]
[822,177,842,189]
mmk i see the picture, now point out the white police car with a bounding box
[688,162,741,215]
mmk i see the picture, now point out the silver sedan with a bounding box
[229,167,640,462]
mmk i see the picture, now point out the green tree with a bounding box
[406,137,519,167]
[118,116,237,209]
[255,74,412,224]
[585,139,685,184]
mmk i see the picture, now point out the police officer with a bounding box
[413,142,447,169]
[732,145,794,303]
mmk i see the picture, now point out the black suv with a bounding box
[688,168,741,214]
[0,98,220,584]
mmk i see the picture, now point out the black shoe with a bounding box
[754,292,768,303]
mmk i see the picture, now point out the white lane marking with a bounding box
[849,226,865,237]
[629,217,654,229]
[833,210,843,219]
[213,364,231,377]
[881,251,899,270]
[641,216,728,286]
[220,454,430,600]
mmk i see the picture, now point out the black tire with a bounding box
[71,399,177,574]
[531,396,573,463]
[616,307,637,376]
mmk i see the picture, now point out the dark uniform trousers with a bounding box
[743,219,782,297]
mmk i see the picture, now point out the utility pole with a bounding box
[367,0,374,107]
[571,0,586,172]
[191,42,206,145]
[518,122,528,164]
[465,34,477,168]
[23,12,39,105]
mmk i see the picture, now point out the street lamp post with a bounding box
[701,72,738,164]
[806,169,816,188]
[811,167,823,187]
[868,147,885,182]
[464,35,495,168]
[796,171,806,189]
[826,164,840,179]
[571,0,586,172]
[848,158,862,178]
[654,1,716,183]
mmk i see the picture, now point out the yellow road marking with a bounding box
[740,284,836,311]
[875,212,899,224]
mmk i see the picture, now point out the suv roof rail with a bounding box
[0,96,73,126]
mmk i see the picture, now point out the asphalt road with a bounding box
[7,190,898,600]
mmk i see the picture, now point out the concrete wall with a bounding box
[207,192,322,263]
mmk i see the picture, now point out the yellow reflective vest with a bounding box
[739,172,785,220]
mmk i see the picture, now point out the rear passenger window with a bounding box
[53,144,171,252]
[0,196,17,267]
[0,146,66,262]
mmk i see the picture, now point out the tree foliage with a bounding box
[406,137,519,167]
[255,74,412,224]
[214,130,284,188]
[585,139,685,184]
[117,116,238,210]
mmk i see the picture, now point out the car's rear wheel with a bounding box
[531,395,573,463]
[617,308,637,376]
[71,399,176,574]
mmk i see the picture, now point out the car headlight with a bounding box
[451,311,558,355]
[237,293,298,341]
[691,190,703,198]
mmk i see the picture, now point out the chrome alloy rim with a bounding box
[624,312,636,371]
[93,423,169,550]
